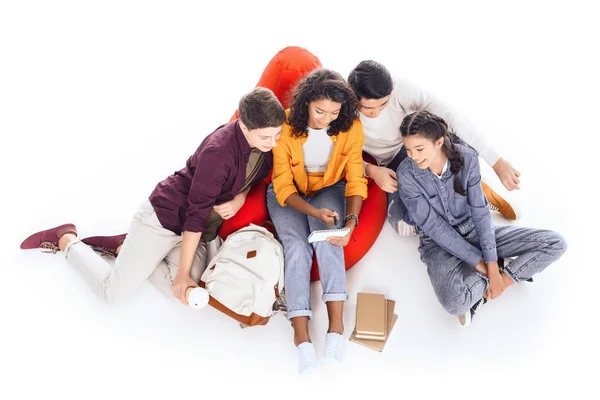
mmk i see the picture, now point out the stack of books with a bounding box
[349,292,397,352]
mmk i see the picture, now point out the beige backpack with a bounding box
[200,224,285,327]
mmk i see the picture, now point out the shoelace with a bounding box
[327,334,342,359]
[91,246,117,257]
[40,241,59,254]
[472,298,485,313]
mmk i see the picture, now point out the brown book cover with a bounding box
[355,293,387,338]
[350,300,397,352]
[354,298,393,341]
[354,298,394,340]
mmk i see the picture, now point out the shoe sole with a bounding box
[458,312,471,327]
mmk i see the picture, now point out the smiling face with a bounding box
[403,133,445,171]
[307,98,342,129]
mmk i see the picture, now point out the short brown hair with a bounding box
[238,87,286,130]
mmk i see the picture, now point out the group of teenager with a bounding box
[20,47,567,375]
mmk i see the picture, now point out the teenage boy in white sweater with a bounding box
[348,61,520,235]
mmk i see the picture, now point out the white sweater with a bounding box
[360,77,500,170]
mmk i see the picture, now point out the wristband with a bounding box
[344,214,359,228]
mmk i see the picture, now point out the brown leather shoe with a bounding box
[481,181,519,221]
[81,233,126,257]
[20,223,78,253]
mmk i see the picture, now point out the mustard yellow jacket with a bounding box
[271,116,368,207]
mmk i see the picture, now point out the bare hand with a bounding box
[485,269,505,300]
[327,219,356,247]
[314,208,339,227]
[172,272,198,304]
[475,260,488,276]
[213,194,245,220]
[482,261,504,300]
[492,158,521,191]
[369,165,398,193]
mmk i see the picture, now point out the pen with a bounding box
[333,216,338,226]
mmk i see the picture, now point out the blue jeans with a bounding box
[266,182,348,320]
[418,218,567,315]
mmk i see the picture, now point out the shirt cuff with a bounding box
[345,183,368,200]
[464,250,483,268]
[182,219,206,233]
[481,247,498,263]
[479,147,502,168]
[276,186,298,207]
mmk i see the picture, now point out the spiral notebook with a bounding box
[307,228,350,243]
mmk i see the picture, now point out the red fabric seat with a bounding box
[219,46,387,281]
[229,46,322,121]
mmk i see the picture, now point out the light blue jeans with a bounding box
[418,217,567,315]
[266,182,348,320]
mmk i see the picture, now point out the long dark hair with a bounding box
[399,110,466,195]
[288,68,358,138]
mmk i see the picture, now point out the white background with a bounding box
[1,1,597,399]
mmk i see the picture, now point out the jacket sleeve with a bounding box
[183,146,230,233]
[271,128,298,207]
[465,152,497,262]
[344,120,368,199]
[397,170,484,267]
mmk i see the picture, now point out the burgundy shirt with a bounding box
[149,120,273,235]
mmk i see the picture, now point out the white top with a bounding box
[303,127,334,173]
[434,159,450,179]
[361,77,500,172]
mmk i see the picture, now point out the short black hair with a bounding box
[238,87,286,130]
[347,60,393,100]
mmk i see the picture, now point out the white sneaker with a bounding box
[297,342,318,375]
[458,298,487,327]
[322,332,344,372]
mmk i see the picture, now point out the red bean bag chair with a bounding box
[219,46,387,281]
[218,180,270,238]
[229,46,322,122]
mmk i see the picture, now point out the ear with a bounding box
[238,120,249,135]
[436,137,444,148]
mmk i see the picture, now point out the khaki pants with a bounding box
[64,200,220,304]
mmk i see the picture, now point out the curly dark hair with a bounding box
[400,110,466,196]
[288,68,359,138]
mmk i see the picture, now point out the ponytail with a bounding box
[442,134,465,195]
